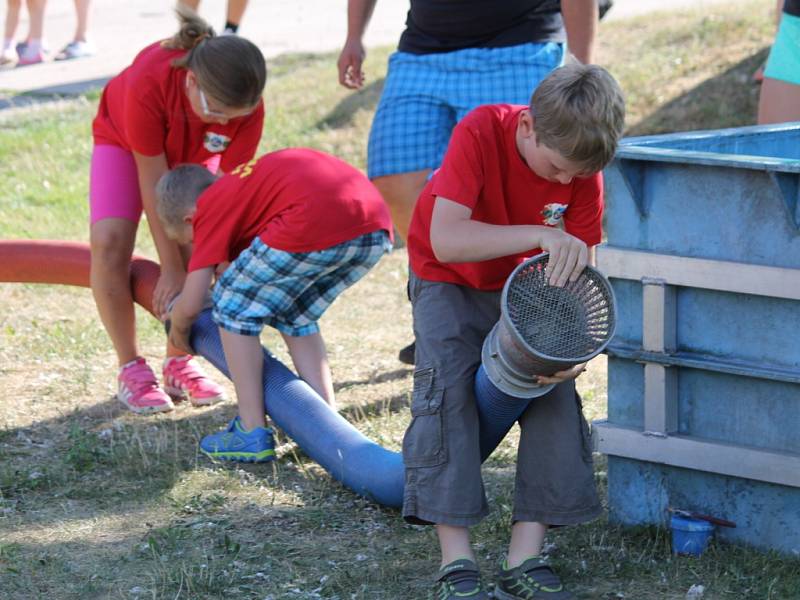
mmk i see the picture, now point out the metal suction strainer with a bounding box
[481,253,616,398]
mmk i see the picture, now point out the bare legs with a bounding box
[507,521,548,567]
[220,328,265,430]
[90,218,140,366]
[372,169,431,243]
[225,0,248,30]
[24,0,45,42]
[281,331,336,409]
[757,77,800,124]
[91,217,193,367]
[72,0,90,42]
[178,0,248,33]
[437,521,547,569]
[218,328,335,432]
[3,0,22,43]
[437,524,476,566]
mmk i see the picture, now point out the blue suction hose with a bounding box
[474,364,533,461]
[187,309,521,507]
[188,309,406,507]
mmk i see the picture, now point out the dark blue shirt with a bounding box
[398,0,564,54]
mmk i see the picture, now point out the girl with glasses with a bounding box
[89,4,267,415]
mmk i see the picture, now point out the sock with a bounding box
[223,21,239,33]
[120,357,143,370]
[2,38,13,52]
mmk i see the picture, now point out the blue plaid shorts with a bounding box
[212,230,392,337]
[367,41,564,179]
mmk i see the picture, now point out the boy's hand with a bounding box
[153,267,186,318]
[537,229,588,287]
[536,362,588,385]
[164,267,214,353]
[167,314,194,355]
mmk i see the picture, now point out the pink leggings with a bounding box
[89,144,142,225]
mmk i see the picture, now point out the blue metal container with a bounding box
[594,123,800,554]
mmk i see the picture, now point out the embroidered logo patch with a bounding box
[541,203,568,226]
[203,132,231,153]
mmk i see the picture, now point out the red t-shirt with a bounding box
[188,148,394,271]
[407,104,604,291]
[92,41,264,172]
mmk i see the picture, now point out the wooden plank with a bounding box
[640,280,678,434]
[643,364,678,434]
[642,278,676,353]
[593,421,800,488]
[597,247,800,301]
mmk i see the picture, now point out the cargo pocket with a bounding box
[402,365,447,468]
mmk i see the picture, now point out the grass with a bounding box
[1,0,798,598]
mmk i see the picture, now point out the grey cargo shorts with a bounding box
[402,272,601,527]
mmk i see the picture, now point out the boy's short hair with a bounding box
[155,165,217,237]
[530,63,626,173]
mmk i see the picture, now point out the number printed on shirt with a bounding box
[231,158,257,179]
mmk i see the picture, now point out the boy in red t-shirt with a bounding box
[402,64,625,599]
[157,148,393,462]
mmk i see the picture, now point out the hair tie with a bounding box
[192,31,210,49]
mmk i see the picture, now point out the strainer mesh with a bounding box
[506,256,615,360]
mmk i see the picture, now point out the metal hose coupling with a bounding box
[481,253,617,399]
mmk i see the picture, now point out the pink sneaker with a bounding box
[163,356,226,406]
[117,358,174,414]
[17,44,44,66]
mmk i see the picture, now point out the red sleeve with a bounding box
[123,76,166,157]
[563,172,604,246]
[220,102,265,173]
[430,115,484,210]
[188,183,239,271]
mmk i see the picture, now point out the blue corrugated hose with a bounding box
[189,309,522,507]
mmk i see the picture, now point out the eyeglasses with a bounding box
[198,87,229,119]
[198,86,256,121]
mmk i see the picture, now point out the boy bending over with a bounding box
[157,148,393,462]
[403,63,625,599]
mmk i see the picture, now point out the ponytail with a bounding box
[164,3,215,51]
[167,3,267,109]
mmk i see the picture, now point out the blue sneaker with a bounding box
[200,417,275,463]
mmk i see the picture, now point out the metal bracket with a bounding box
[768,170,800,231]
[616,158,650,217]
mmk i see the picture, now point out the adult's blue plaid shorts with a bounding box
[367,41,564,179]
[212,230,392,337]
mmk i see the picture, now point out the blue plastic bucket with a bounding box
[670,515,715,556]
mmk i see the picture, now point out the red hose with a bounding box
[0,240,161,317]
